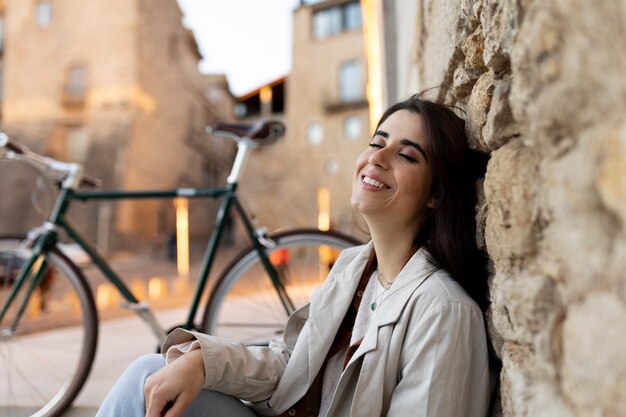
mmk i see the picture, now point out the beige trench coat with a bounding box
[163,242,493,417]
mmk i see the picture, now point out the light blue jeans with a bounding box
[95,354,258,417]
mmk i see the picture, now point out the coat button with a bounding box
[288,409,296,416]
[357,290,364,298]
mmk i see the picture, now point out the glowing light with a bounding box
[317,187,330,231]
[260,86,273,103]
[361,0,384,133]
[96,283,117,309]
[148,277,168,299]
[174,197,190,282]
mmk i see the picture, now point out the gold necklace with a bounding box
[377,269,394,289]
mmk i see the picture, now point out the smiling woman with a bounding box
[96,94,494,417]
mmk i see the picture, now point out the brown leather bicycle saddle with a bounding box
[207,120,286,145]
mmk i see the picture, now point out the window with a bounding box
[344,2,362,31]
[312,1,362,40]
[62,64,88,106]
[324,159,339,175]
[307,122,323,145]
[66,126,89,163]
[312,7,342,40]
[67,65,87,96]
[344,115,362,140]
[338,60,362,102]
[37,0,52,27]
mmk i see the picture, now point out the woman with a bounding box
[96,95,493,417]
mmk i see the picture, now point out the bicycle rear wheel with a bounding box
[201,229,360,344]
[0,236,98,417]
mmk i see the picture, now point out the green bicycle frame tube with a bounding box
[231,198,296,314]
[2,182,294,335]
[64,186,237,330]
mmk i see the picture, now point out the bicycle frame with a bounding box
[1,181,294,344]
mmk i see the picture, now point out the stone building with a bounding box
[283,0,370,238]
[364,0,626,416]
[0,0,235,252]
[231,0,370,241]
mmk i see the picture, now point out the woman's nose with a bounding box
[368,148,389,168]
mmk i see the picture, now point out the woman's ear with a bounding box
[427,194,439,209]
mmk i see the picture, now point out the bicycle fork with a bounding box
[0,237,51,338]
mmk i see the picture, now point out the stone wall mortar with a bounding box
[415,0,626,415]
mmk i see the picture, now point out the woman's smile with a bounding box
[360,173,391,190]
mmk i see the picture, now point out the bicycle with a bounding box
[0,120,361,417]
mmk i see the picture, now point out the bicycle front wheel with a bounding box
[0,236,98,417]
[202,229,360,344]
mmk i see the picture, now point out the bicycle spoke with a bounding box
[203,230,359,344]
[0,236,97,417]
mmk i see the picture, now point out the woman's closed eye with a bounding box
[399,153,418,163]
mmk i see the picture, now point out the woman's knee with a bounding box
[96,354,165,417]
[129,353,166,374]
[121,354,166,386]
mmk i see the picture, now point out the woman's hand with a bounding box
[144,349,205,417]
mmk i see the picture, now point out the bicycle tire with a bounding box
[0,235,98,417]
[201,229,361,344]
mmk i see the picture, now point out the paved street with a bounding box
[69,307,190,416]
[2,246,238,417]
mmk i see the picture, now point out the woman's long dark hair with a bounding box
[376,94,489,311]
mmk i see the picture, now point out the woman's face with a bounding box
[351,109,436,230]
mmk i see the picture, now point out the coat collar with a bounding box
[345,244,438,367]
[307,241,438,374]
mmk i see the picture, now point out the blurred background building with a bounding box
[0,0,236,253]
[235,0,369,241]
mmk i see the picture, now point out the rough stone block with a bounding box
[490,273,558,346]
[482,80,519,150]
[541,140,617,301]
[595,122,626,228]
[481,0,519,71]
[453,64,481,101]
[417,0,472,89]
[466,70,495,151]
[463,26,487,71]
[499,342,573,417]
[484,140,542,268]
[561,293,626,416]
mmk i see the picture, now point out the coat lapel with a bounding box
[344,247,438,367]
[306,241,373,381]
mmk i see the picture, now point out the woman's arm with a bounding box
[162,328,292,402]
[386,302,491,417]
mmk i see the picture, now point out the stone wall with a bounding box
[415,0,626,415]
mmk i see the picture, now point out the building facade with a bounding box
[283,0,370,238]
[0,0,235,252]
[229,0,369,242]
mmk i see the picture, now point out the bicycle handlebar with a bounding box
[0,133,27,154]
[0,132,102,189]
